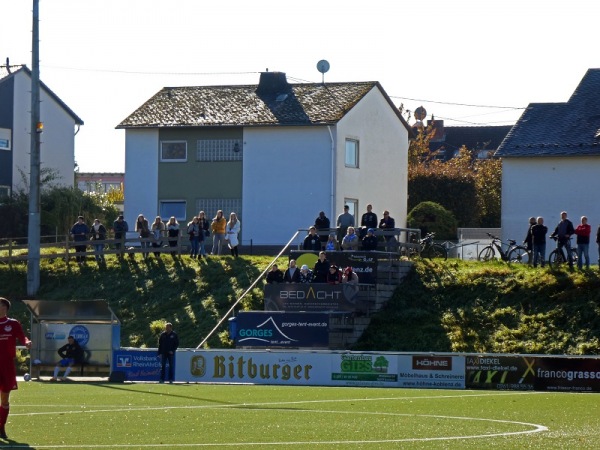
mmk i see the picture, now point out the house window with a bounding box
[345,139,359,168]
[159,201,187,221]
[0,186,10,198]
[161,141,187,162]
[344,199,358,224]
[0,128,10,150]
[197,139,243,162]
[195,198,242,222]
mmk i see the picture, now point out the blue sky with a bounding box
[2,0,599,172]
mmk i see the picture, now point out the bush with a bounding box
[407,201,457,240]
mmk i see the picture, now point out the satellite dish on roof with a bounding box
[317,60,330,83]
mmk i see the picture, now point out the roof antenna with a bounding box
[316,60,330,84]
[5,57,11,74]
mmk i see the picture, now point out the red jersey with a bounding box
[0,316,30,360]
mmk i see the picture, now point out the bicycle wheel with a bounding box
[478,246,495,262]
[548,249,566,270]
[430,243,448,260]
[508,246,531,264]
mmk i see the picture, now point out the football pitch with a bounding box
[3,381,599,449]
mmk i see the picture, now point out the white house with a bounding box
[117,72,411,247]
[496,68,600,265]
[0,64,83,196]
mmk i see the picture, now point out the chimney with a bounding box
[256,71,290,95]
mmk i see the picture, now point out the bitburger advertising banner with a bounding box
[233,312,329,348]
[264,283,366,313]
[290,250,378,284]
[398,355,465,389]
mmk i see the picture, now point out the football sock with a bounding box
[53,366,60,378]
[64,367,72,377]
[0,404,9,426]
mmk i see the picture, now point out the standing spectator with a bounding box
[50,336,84,381]
[327,265,342,284]
[574,216,591,270]
[70,216,89,265]
[284,259,301,283]
[299,264,314,283]
[341,226,359,251]
[362,228,378,251]
[314,211,331,246]
[90,218,107,263]
[523,216,537,253]
[379,210,396,251]
[135,214,151,260]
[550,211,575,270]
[166,217,180,256]
[303,226,322,251]
[197,211,210,257]
[325,233,340,251]
[0,297,31,440]
[151,216,165,258]
[211,210,227,255]
[266,264,284,284]
[157,322,179,384]
[113,214,129,259]
[360,204,378,238]
[313,251,330,283]
[531,217,548,268]
[187,217,201,259]
[336,205,355,245]
[225,212,241,258]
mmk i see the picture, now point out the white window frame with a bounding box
[0,128,11,150]
[345,139,359,168]
[0,186,10,198]
[160,141,187,162]
[159,200,187,221]
[344,198,358,224]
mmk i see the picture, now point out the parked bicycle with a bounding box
[478,233,530,263]
[417,232,448,260]
[548,237,578,270]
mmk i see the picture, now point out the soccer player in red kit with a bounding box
[0,297,31,440]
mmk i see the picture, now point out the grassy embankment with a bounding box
[1,253,599,358]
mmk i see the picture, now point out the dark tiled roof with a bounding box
[496,68,600,157]
[430,125,512,154]
[117,81,398,129]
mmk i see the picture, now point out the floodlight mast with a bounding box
[27,0,41,296]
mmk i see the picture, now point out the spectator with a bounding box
[157,322,179,384]
[341,226,359,251]
[362,228,378,251]
[166,216,180,256]
[299,264,314,283]
[313,251,330,283]
[379,210,396,251]
[90,218,107,263]
[325,233,340,251]
[342,266,359,284]
[523,216,537,252]
[303,226,322,251]
[197,211,210,257]
[314,211,330,246]
[284,259,301,283]
[50,336,84,382]
[336,205,355,246]
[211,210,227,255]
[574,216,591,270]
[225,212,241,258]
[266,264,284,284]
[113,214,128,259]
[187,217,201,259]
[550,211,575,270]
[135,214,151,260]
[530,217,548,268]
[0,297,31,440]
[70,216,89,265]
[151,216,165,258]
[326,265,342,284]
[360,204,378,238]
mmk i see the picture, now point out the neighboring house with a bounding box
[496,68,600,264]
[0,64,83,196]
[117,71,411,246]
[427,120,512,160]
[76,172,124,193]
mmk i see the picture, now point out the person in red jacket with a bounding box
[0,297,31,440]
[574,216,591,270]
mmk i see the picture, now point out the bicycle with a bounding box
[548,237,578,270]
[478,233,530,264]
[417,232,448,260]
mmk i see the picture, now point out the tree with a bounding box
[407,201,458,240]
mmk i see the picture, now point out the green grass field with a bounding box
[2,380,598,449]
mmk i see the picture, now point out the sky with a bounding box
[1,0,599,173]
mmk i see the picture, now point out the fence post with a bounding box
[64,234,70,264]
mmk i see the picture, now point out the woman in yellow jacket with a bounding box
[211,210,227,255]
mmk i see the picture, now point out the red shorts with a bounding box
[0,359,18,392]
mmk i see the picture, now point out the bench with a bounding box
[31,362,111,379]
